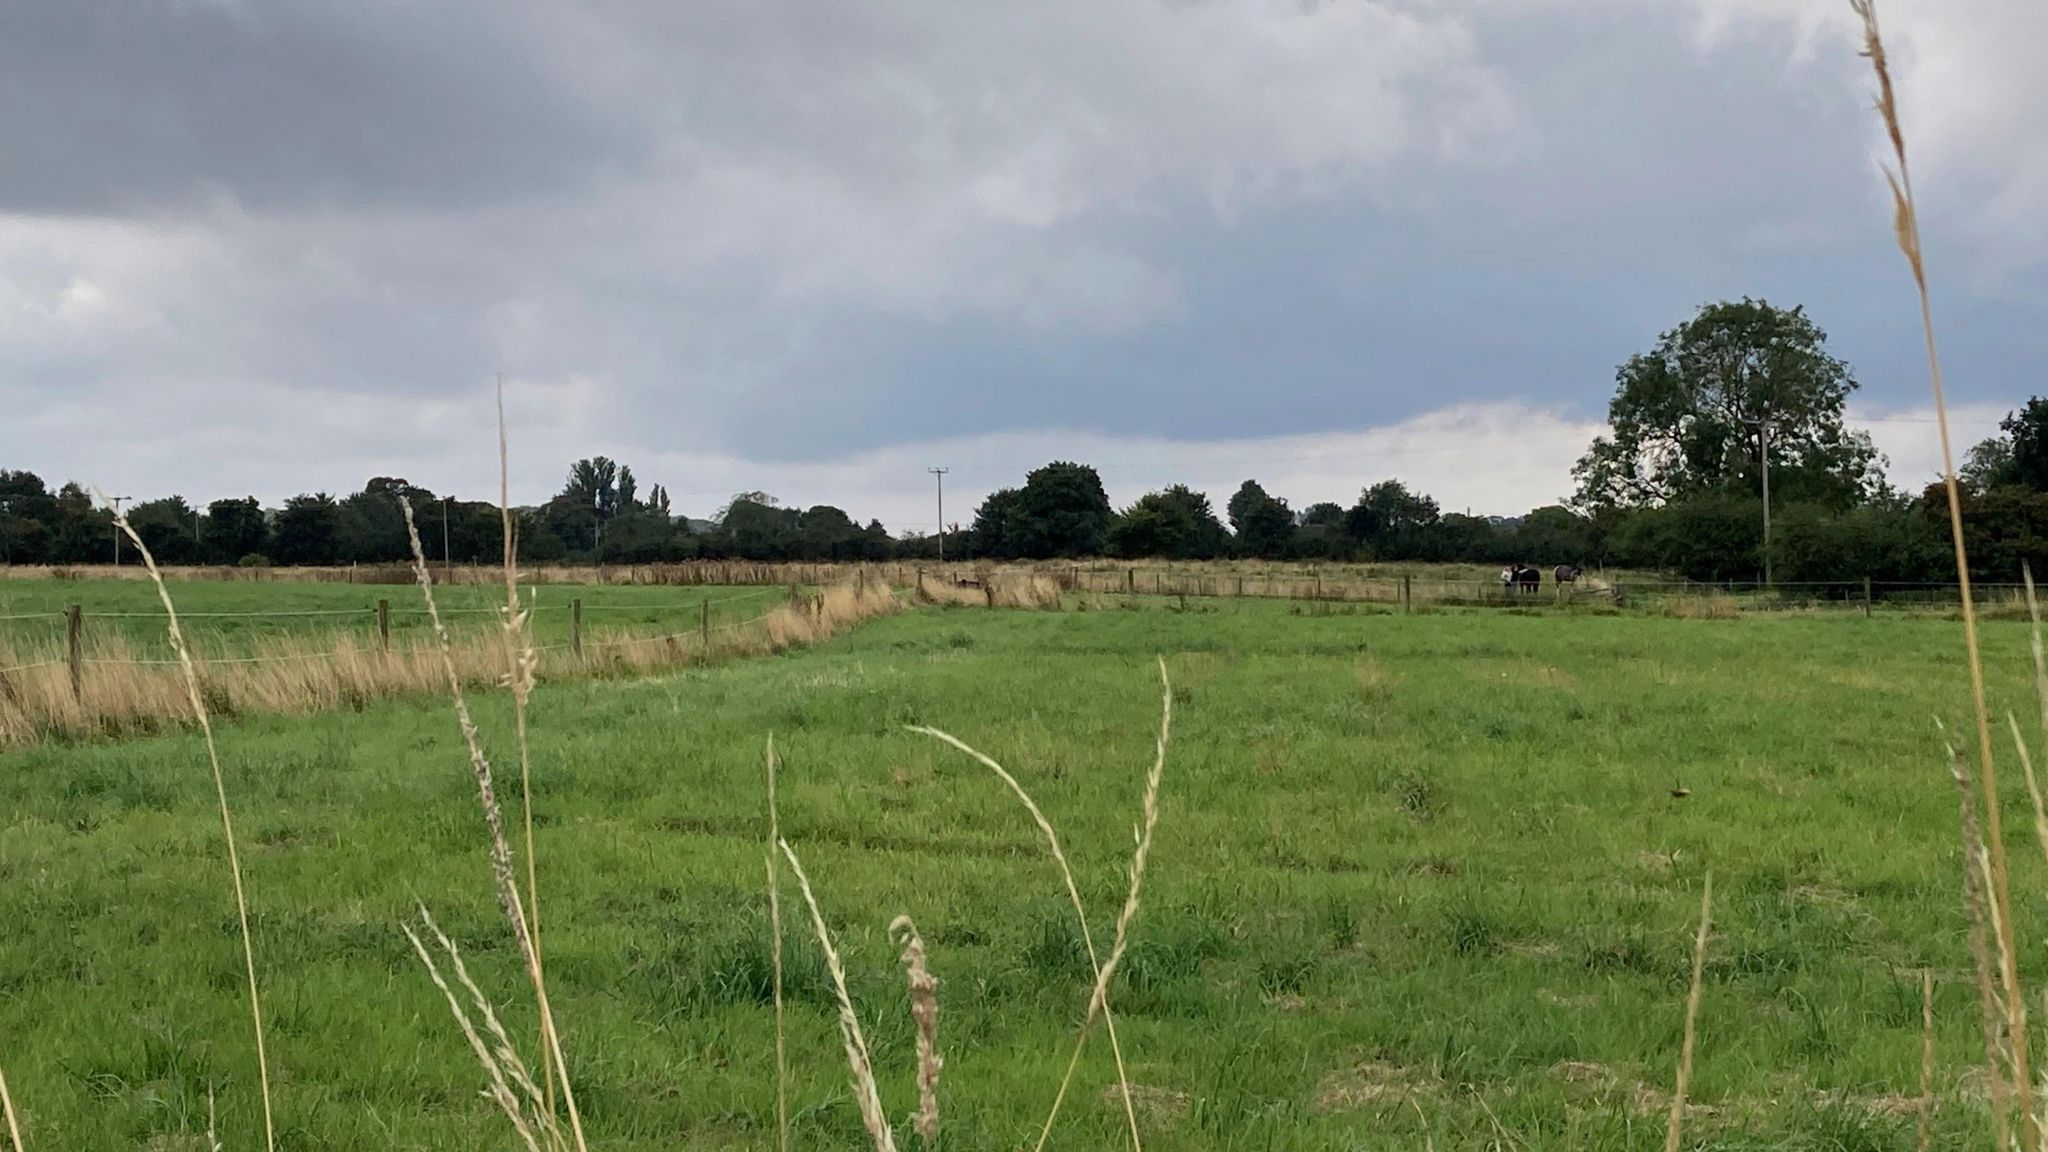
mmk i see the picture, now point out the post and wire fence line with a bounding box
[0,579,909,746]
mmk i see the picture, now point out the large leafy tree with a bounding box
[714,493,800,560]
[1345,479,1440,558]
[339,477,433,563]
[1572,299,1884,512]
[970,487,1025,559]
[204,497,270,563]
[50,484,108,563]
[2000,398,2048,491]
[1109,485,1228,559]
[1226,480,1294,558]
[0,469,59,563]
[1010,462,1114,558]
[273,493,344,566]
[127,496,204,565]
[1961,435,2019,493]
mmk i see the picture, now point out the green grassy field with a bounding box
[0,596,2034,1149]
[0,579,800,659]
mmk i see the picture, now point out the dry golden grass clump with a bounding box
[1662,594,1741,620]
[913,569,1062,610]
[0,583,903,747]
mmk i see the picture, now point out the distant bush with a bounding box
[237,553,273,568]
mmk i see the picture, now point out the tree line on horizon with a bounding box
[5,300,2047,584]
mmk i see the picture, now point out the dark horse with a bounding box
[1515,564,1541,594]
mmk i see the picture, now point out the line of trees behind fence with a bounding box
[6,299,2047,584]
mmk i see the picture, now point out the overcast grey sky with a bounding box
[2,0,2042,530]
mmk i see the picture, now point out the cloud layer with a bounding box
[2,0,2042,521]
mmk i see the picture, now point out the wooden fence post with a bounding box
[571,598,584,659]
[1863,575,1873,617]
[66,604,83,700]
[1402,575,1412,615]
[1127,568,1135,596]
[701,597,711,648]
[1237,574,1244,598]
[377,599,390,652]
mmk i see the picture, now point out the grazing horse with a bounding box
[1553,564,1583,587]
[1515,564,1541,594]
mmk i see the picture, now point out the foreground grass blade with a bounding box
[779,838,897,1152]
[1,1061,24,1152]
[1852,2,2034,1141]
[107,501,276,1152]
[1665,873,1711,1152]
[767,736,790,1152]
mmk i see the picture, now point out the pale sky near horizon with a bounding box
[2,0,2041,530]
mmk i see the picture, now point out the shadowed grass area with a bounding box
[0,600,2030,1149]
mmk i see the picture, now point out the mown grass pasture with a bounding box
[0,593,2029,1149]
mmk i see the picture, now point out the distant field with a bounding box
[0,596,2029,1149]
[0,578,801,658]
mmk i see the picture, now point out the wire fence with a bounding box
[0,581,908,746]
[0,587,806,686]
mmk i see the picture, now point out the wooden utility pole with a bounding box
[107,496,131,566]
[929,467,949,564]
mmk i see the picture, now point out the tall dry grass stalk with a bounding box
[1918,968,1933,1152]
[1036,658,1172,1150]
[778,839,898,1152]
[1949,744,2013,1148]
[1665,874,1711,1152]
[403,906,563,1152]
[399,500,589,1152]
[1,1062,24,1152]
[905,721,1143,1148]
[493,384,554,1112]
[1851,3,2035,1141]
[890,915,942,1150]
[106,503,276,1152]
[766,737,790,1152]
[909,661,1174,1152]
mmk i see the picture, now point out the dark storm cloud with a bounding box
[0,0,626,215]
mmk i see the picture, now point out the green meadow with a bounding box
[0,578,797,659]
[0,594,2033,1149]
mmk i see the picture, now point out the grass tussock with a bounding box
[914,569,1062,610]
[0,581,901,746]
[1661,593,1740,620]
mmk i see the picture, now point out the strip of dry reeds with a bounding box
[914,569,1063,609]
[0,582,902,746]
